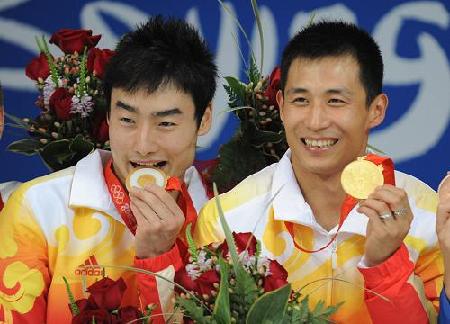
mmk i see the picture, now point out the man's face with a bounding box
[108,85,211,187]
[277,55,386,178]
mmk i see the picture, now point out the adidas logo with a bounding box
[74,255,103,276]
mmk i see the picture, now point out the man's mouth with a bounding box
[130,161,167,168]
[301,138,338,149]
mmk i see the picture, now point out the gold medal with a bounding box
[341,157,384,199]
[126,167,167,191]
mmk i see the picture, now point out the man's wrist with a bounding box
[136,244,174,259]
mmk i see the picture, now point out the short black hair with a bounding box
[103,16,217,125]
[281,21,383,106]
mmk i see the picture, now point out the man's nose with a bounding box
[305,103,330,131]
[135,123,158,156]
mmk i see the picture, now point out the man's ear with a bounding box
[106,111,110,125]
[197,103,212,136]
[276,89,285,121]
[367,93,388,130]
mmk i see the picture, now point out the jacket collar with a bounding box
[69,149,209,222]
[271,149,367,236]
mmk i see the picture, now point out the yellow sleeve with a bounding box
[193,197,225,248]
[0,187,49,323]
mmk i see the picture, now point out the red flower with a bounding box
[92,117,109,142]
[86,277,127,311]
[25,53,50,81]
[174,267,197,293]
[118,306,143,322]
[87,48,115,79]
[175,267,220,296]
[69,298,96,315]
[50,29,101,54]
[49,88,73,121]
[72,309,111,324]
[195,270,220,296]
[263,260,288,292]
[219,232,257,257]
[264,66,281,107]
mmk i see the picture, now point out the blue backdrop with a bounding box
[0,0,449,190]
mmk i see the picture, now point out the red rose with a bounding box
[195,270,220,296]
[50,29,101,54]
[264,66,281,107]
[174,267,197,293]
[87,48,115,79]
[263,260,288,292]
[25,53,50,81]
[69,298,96,315]
[118,306,143,322]
[219,232,257,257]
[72,309,111,324]
[92,117,109,142]
[49,88,73,121]
[86,277,127,311]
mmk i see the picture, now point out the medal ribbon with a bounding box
[284,154,395,253]
[104,159,197,237]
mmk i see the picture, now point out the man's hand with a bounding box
[129,184,184,258]
[436,172,450,298]
[357,184,413,267]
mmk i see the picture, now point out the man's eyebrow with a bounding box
[327,88,353,96]
[115,100,137,113]
[286,87,308,95]
[152,108,183,117]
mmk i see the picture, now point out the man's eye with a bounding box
[292,97,308,104]
[159,121,176,127]
[120,117,134,124]
[329,98,345,104]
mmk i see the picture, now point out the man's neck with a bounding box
[293,168,347,231]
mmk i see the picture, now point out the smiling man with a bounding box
[0,17,217,323]
[194,21,443,323]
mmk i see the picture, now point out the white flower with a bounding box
[185,264,201,280]
[197,250,213,272]
[43,76,57,109]
[71,93,94,118]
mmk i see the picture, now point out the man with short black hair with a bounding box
[0,16,217,323]
[195,21,443,323]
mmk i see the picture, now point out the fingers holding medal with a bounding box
[341,156,413,267]
[341,157,412,223]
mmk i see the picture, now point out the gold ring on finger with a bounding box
[392,207,408,218]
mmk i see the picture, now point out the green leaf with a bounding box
[62,276,80,316]
[251,0,264,73]
[212,139,266,193]
[212,258,231,324]
[212,184,258,311]
[39,139,75,171]
[247,56,261,86]
[224,76,247,108]
[246,283,291,324]
[7,139,41,155]
[252,130,285,147]
[69,134,94,156]
[176,296,209,324]
[185,223,199,262]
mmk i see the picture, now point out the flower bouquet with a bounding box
[7,29,114,171]
[211,60,288,193]
[173,192,340,323]
[64,276,152,324]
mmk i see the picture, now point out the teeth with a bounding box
[132,162,164,167]
[304,139,337,148]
